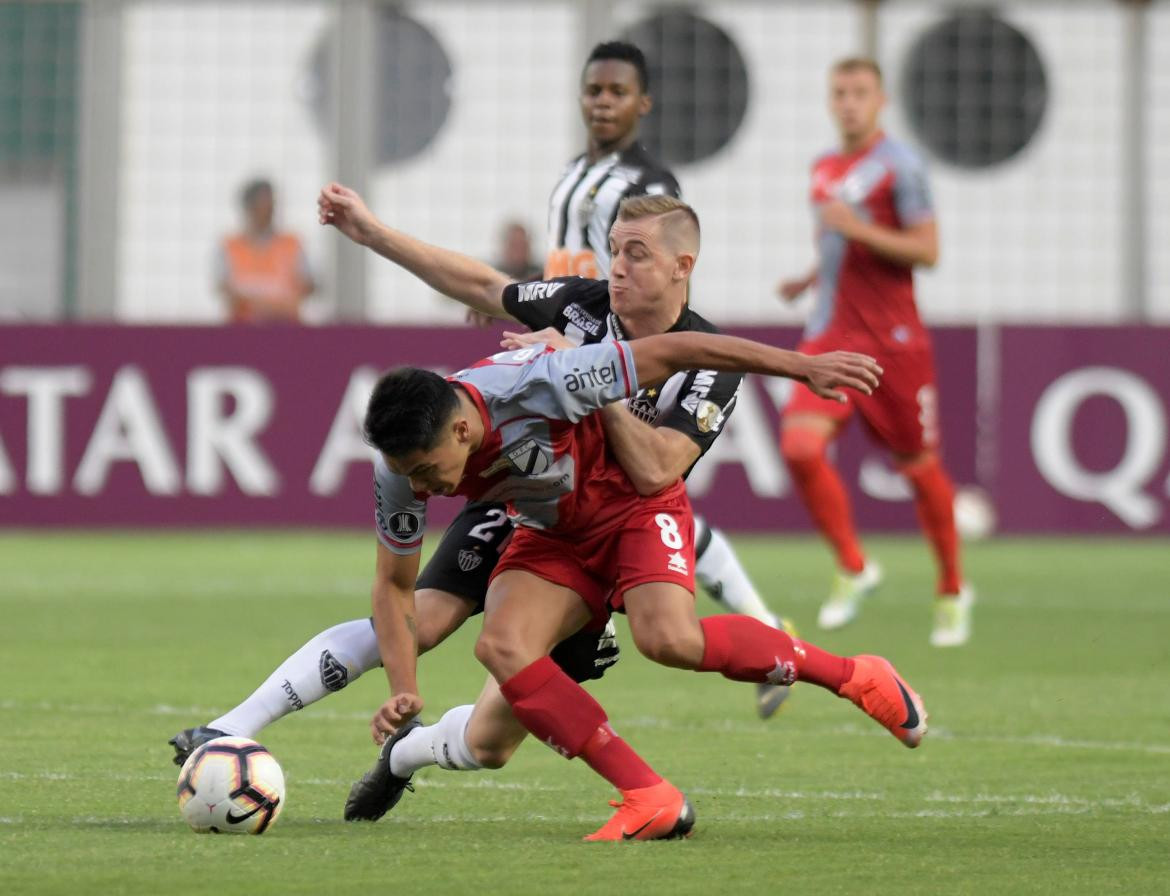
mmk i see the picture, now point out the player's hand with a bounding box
[776,276,811,303]
[500,327,573,351]
[818,199,863,239]
[318,182,380,246]
[370,693,424,746]
[466,307,496,329]
[802,351,883,403]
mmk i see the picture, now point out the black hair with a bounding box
[363,367,459,458]
[584,40,649,93]
[240,178,273,208]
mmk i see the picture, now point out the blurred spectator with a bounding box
[492,219,542,282]
[216,178,314,323]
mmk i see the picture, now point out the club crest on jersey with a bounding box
[505,440,551,475]
[626,391,660,424]
[457,549,483,572]
[515,281,564,303]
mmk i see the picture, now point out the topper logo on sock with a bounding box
[319,650,349,692]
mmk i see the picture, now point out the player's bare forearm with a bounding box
[629,332,882,404]
[601,404,697,495]
[364,223,514,318]
[371,580,420,696]
[851,218,938,268]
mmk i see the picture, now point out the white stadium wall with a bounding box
[103,0,1159,325]
[116,3,332,322]
[1149,4,1170,322]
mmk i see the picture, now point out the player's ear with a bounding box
[637,93,652,118]
[453,415,471,445]
[673,251,696,281]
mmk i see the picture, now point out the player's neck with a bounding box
[587,130,638,165]
[840,127,882,156]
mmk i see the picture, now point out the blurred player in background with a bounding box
[777,58,973,646]
[546,41,793,712]
[491,219,542,282]
[217,177,314,323]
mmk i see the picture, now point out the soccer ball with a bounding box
[176,736,285,834]
[953,485,997,541]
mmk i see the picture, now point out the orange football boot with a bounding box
[583,780,695,842]
[839,654,928,748]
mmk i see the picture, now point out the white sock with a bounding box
[209,619,381,737]
[389,704,483,777]
[695,522,781,628]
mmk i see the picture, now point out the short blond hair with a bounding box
[616,195,700,252]
[831,56,883,84]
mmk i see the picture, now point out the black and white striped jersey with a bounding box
[502,276,741,466]
[544,143,680,281]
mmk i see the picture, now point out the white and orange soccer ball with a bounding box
[176,736,285,834]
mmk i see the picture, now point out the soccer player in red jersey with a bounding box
[778,58,973,646]
[321,191,927,840]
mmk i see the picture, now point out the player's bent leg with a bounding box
[483,570,690,841]
[622,582,706,669]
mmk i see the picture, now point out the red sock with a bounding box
[698,616,853,692]
[902,455,963,594]
[782,427,865,573]
[499,656,660,791]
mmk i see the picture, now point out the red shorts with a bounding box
[786,339,941,455]
[490,486,696,627]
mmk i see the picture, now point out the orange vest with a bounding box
[223,233,306,322]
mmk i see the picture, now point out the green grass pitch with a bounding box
[1,531,1167,895]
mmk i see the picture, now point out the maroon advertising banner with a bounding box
[0,324,977,533]
[995,326,1170,534]
[4,323,1166,534]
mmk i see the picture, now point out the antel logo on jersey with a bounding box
[516,281,565,303]
[388,511,421,538]
[505,439,551,476]
[563,362,618,394]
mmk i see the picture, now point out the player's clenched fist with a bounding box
[318,182,379,247]
[370,693,424,745]
[801,351,883,404]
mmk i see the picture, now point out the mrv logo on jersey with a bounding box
[563,362,618,393]
[515,281,564,303]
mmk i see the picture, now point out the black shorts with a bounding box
[416,503,513,612]
[415,502,618,683]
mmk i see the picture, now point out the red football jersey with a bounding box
[807,133,935,352]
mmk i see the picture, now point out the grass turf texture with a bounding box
[1,532,1167,895]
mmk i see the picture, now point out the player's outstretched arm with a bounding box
[318,182,515,319]
[368,542,424,744]
[629,332,882,404]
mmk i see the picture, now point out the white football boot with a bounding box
[817,561,883,630]
[930,583,975,647]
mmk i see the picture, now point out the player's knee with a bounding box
[630,624,703,670]
[780,426,828,465]
[473,630,536,680]
[468,741,517,770]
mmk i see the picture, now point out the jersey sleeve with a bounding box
[373,454,427,555]
[891,149,935,226]
[502,276,602,331]
[499,340,638,422]
[656,368,743,455]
